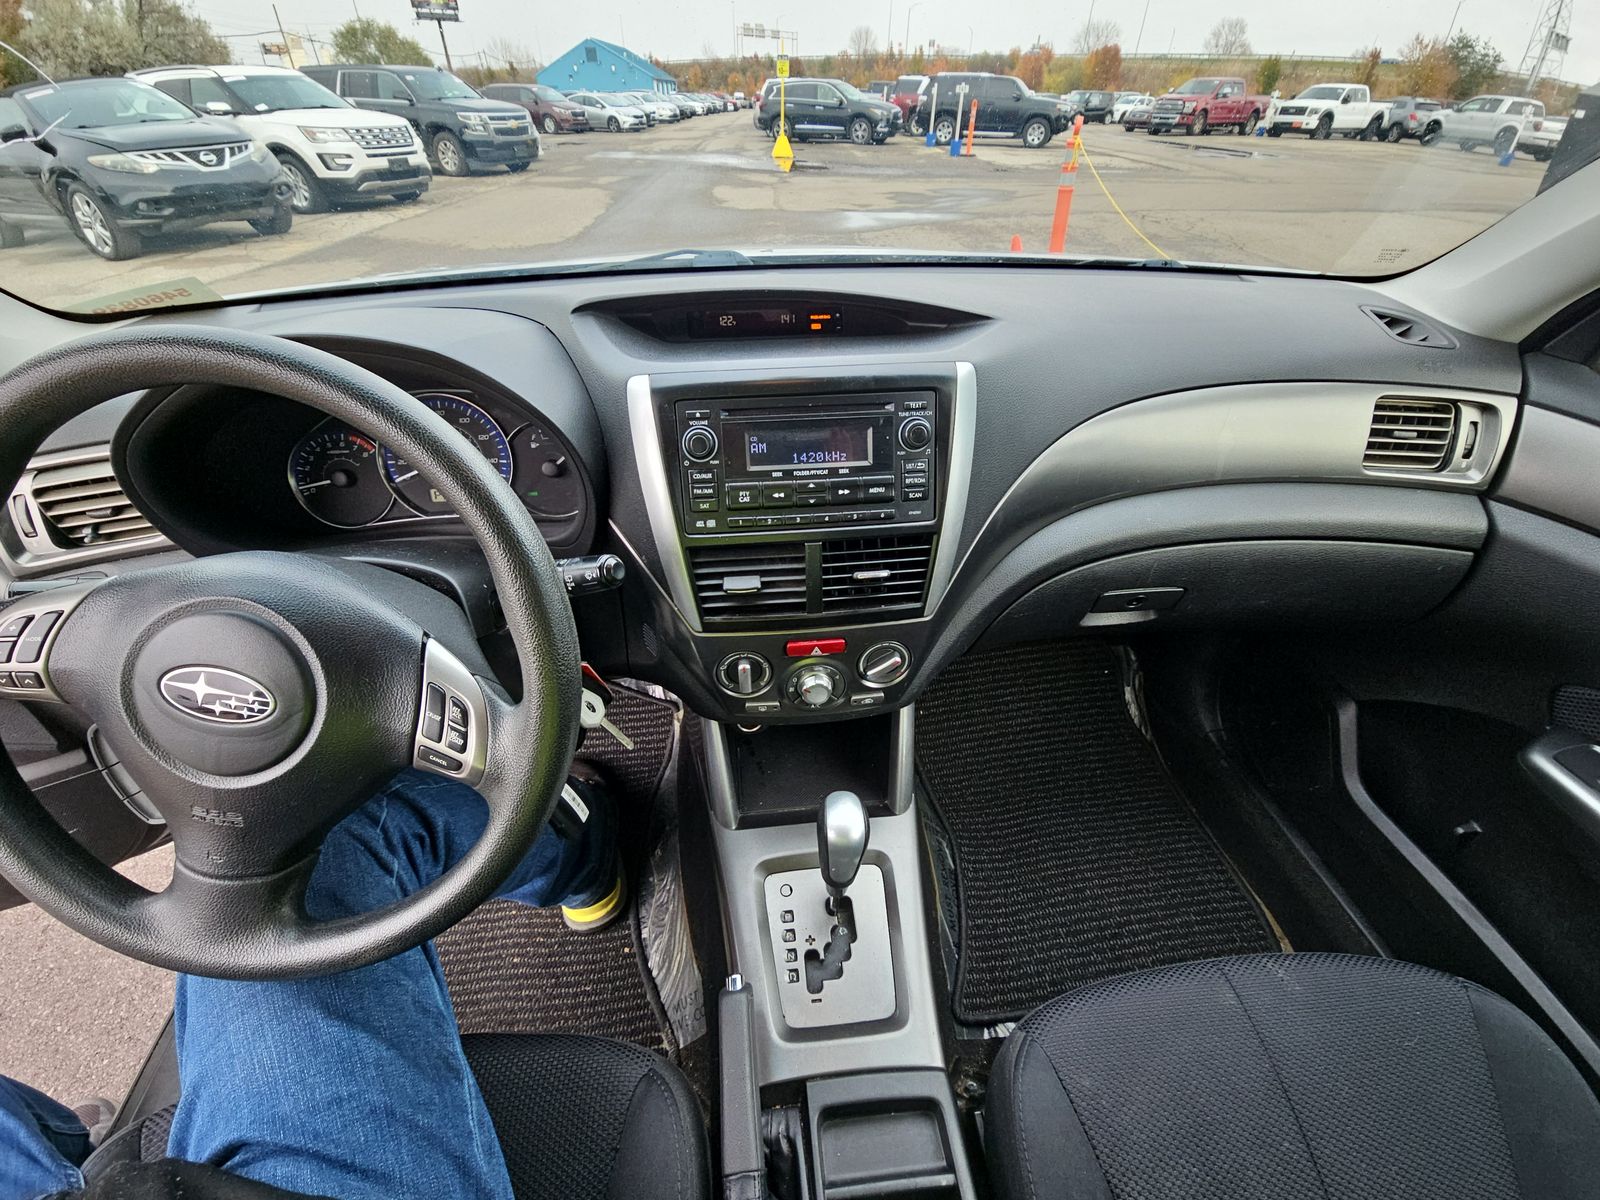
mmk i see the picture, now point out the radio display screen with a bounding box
[740,419,875,470]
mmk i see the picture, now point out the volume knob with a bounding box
[682,426,719,462]
[898,416,932,451]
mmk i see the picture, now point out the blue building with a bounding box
[537,37,677,94]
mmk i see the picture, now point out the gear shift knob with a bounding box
[817,790,868,898]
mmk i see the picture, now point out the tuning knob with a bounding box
[682,426,719,461]
[788,663,844,708]
[897,416,932,451]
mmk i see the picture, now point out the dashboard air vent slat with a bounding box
[29,459,156,548]
[820,534,935,614]
[690,542,808,619]
[1362,306,1457,349]
[1364,399,1457,471]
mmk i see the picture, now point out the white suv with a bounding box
[130,65,430,214]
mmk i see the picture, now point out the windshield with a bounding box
[398,70,478,101]
[20,80,192,129]
[0,6,1593,314]
[226,74,347,113]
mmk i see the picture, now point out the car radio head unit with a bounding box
[674,392,937,535]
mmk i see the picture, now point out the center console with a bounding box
[627,363,974,726]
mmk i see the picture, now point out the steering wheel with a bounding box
[0,327,580,979]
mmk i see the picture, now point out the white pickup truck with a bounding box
[1268,83,1387,140]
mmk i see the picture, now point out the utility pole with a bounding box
[886,0,893,59]
[1134,0,1150,56]
[436,20,453,71]
[305,28,322,64]
[1444,0,1464,42]
[272,4,290,65]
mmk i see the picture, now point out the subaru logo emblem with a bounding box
[159,667,276,725]
[198,150,218,166]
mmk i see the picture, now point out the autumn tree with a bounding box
[0,0,26,85]
[1257,53,1282,94]
[1355,47,1381,89]
[1014,45,1053,90]
[331,17,432,66]
[17,0,226,78]
[1203,17,1251,57]
[1085,43,1122,88]
[1398,34,1456,97]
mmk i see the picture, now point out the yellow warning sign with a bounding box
[776,57,789,77]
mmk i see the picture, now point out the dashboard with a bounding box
[2,268,1529,727]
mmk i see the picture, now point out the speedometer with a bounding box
[289,423,391,528]
[381,393,513,516]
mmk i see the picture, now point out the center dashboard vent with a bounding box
[1363,398,1457,471]
[820,534,934,614]
[27,458,157,548]
[690,542,808,619]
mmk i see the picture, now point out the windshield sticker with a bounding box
[65,278,225,315]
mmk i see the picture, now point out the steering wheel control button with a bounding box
[418,746,463,773]
[858,642,911,688]
[0,613,32,640]
[787,637,846,658]
[0,641,13,665]
[12,671,44,689]
[14,610,60,663]
[413,639,488,787]
[716,651,773,697]
[681,426,719,462]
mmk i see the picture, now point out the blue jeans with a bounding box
[0,769,615,1200]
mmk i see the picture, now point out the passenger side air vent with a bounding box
[1361,306,1457,349]
[820,534,935,614]
[690,542,808,620]
[1363,398,1457,471]
[28,458,156,548]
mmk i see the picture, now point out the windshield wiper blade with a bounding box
[607,248,755,270]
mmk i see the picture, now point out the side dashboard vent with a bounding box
[28,458,156,548]
[690,542,808,620]
[1364,398,1457,471]
[820,534,935,614]
[1362,306,1457,349]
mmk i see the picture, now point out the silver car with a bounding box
[565,91,648,132]
[620,92,679,123]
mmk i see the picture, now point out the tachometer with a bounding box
[289,423,391,528]
[381,393,513,516]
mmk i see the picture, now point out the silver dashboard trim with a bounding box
[627,373,703,632]
[923,361,975,614]
[943,381,1518,603]
[4,446,172,578]
[1494,405,1600,535]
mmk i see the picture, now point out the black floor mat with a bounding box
[915,641,1279,1025]
[437,687,680,1057]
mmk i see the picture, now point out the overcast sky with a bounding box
[191,0,1598,89]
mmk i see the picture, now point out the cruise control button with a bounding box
[14,611,60,664]
[726,485,761,509]
[443,724,469,754]
[423,684,445,743]
[447,696,469,729]
[417,746,463,773]
[0,614,31,640]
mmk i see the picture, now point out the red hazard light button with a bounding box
[786,637,846,657]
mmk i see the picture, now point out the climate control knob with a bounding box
[898,416,933,452]
[858,641,911,688]
[681,426,719,462]
[716,652,772,696]
[788,663,845,708]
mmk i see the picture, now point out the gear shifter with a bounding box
[817,789,868,901]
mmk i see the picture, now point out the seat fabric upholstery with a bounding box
[986,953,1600,1200]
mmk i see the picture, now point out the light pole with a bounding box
[904,2,922,58]
[966,25,974,57]
[886,0,893,57]
[1134,0,1150,56]
[1444,0,1464,41]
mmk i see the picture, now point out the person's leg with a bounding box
[0,1077,88,1198]
[168,769,614,1200]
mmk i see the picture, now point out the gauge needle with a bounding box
[392,470,419,483]
[299,480,333,491]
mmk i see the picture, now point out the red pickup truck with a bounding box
[1148,77,1269,136]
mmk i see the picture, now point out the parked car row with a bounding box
[754,77,902,144]
[0,63,746,262]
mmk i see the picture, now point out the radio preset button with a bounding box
[762,484,794,507]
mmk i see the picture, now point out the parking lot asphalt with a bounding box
[3,111,1546,312]
[0,109,1549,1110]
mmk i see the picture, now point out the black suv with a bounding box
[0,77,292,261]
[916,72,1066,148]
[757,78,899,144]
[1064,89,1117,123]
[301,64,538,177]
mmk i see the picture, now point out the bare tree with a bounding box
[1071,17,1121,55]
[847,24,879,59]
[483,36,537,73]
[1203,17,1251,57]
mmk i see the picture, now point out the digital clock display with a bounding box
[742,419,875,470]
[686,304,843,338]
